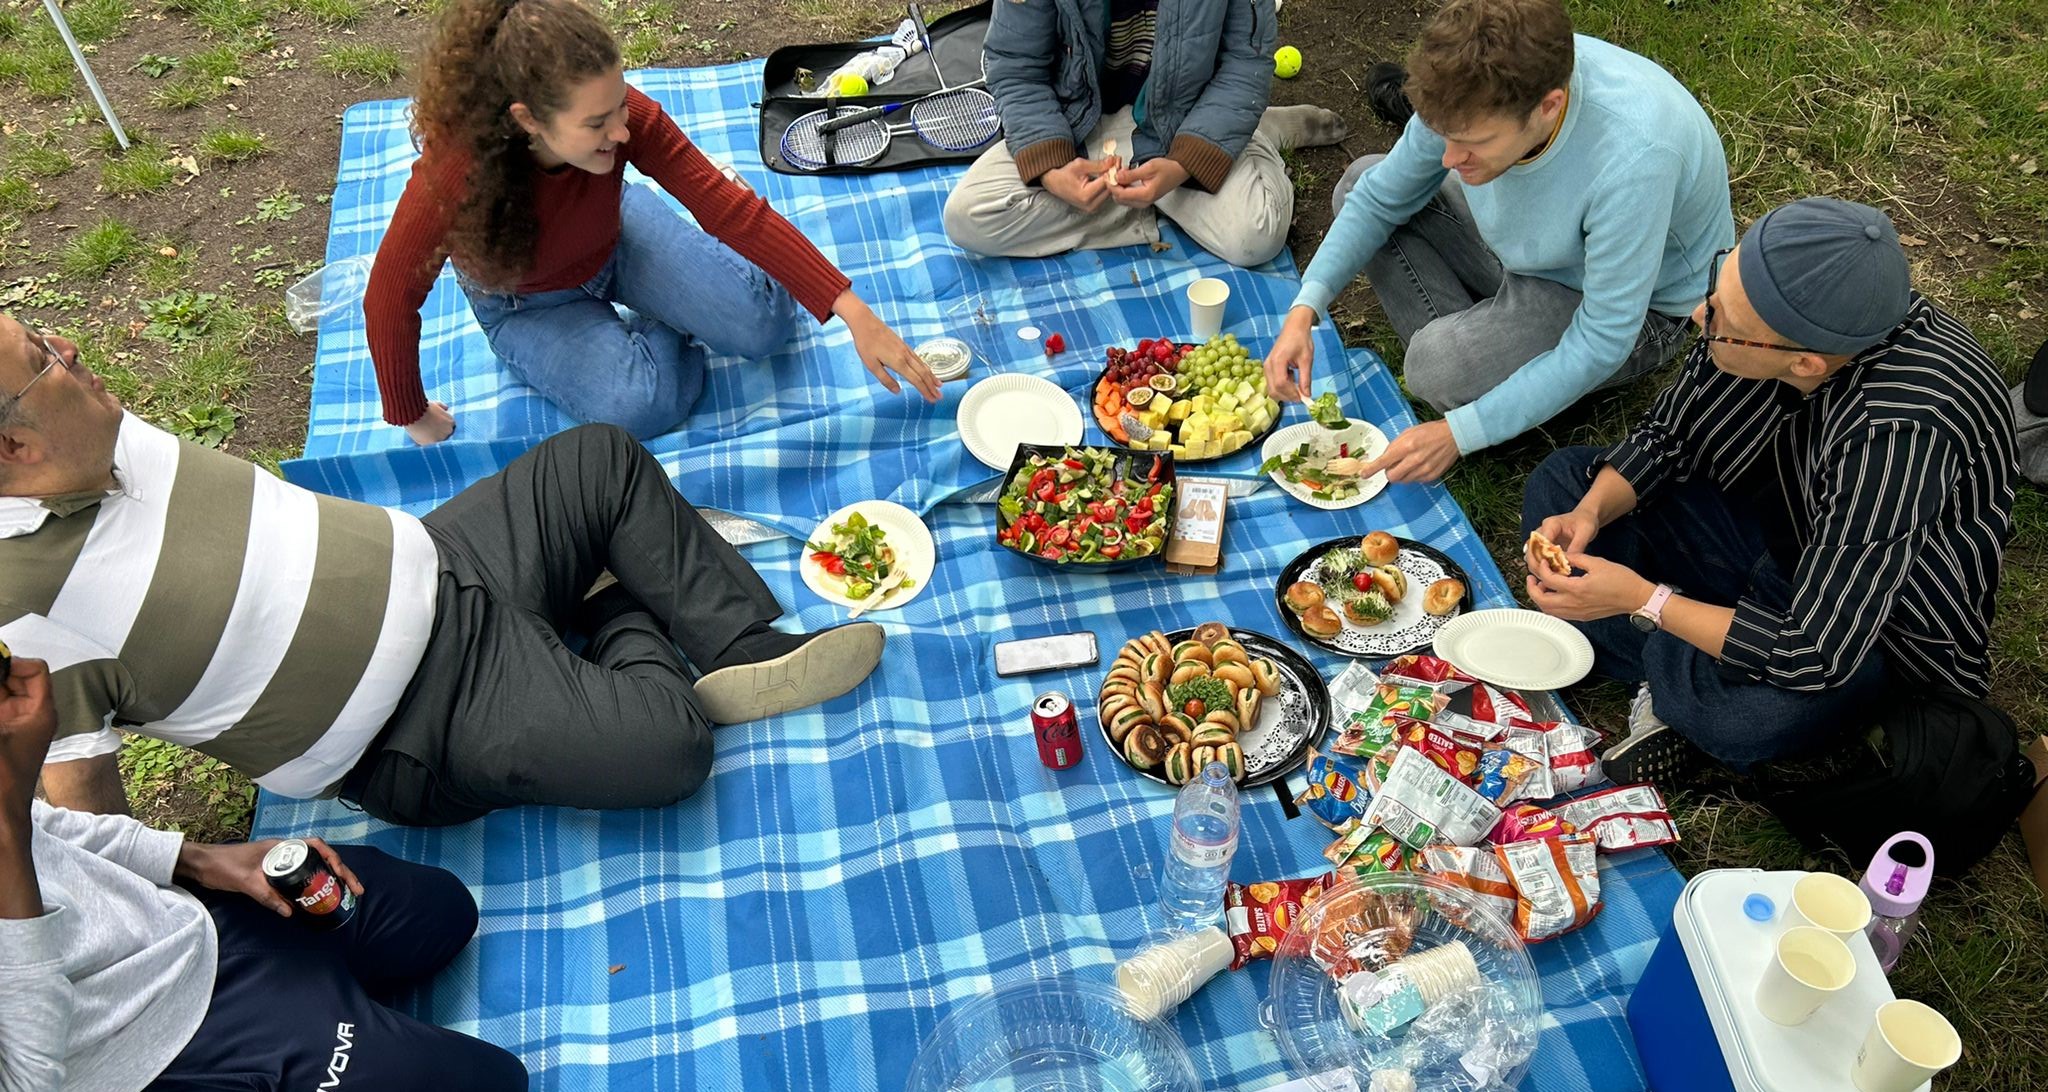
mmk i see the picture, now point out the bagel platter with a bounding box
[1274,531,1476,659]
[1095,622,1332,789]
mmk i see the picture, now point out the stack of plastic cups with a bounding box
[1114,926,1233,1021]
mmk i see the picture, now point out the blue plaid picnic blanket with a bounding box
[258,60,1686,1090]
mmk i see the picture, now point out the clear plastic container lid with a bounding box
[905,975,1200,1092]
[1265,872,1543,1090]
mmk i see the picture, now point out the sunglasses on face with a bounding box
[1699,248,1809,354]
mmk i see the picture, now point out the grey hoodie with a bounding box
[0,802,214,1091]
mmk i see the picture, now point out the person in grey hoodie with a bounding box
[943,0,1344,267]
[0,654,525,1091]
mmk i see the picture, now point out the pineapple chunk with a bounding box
[1226,429,1254,450]
[1149,434,1172,451]
[1167,399,1194,423]
[1217,393,1240,413]
[1169,443,1189,460]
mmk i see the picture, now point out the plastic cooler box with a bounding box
[1626,869,1927,1092]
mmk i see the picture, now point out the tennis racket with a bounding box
[782,87,999,172]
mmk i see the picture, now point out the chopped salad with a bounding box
[806,511,906,600]
[1260,435,1372,502]
[997,447,1173,563]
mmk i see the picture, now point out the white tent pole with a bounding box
[40,0,131,150]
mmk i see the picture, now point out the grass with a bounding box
[198,124,268,162]
[0,176,51,216]
[317,43,405,83]
[296,0,367,26]
[62,0,130,43]
[100,144,179,196]
[59,218,145,278]
[8,139,75,179]
[119,737,256,844]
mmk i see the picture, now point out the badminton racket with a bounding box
[817,78,990,134]
[782,87,999,171]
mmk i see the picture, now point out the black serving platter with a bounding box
[993,442,1177,572]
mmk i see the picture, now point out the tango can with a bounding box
[263,839,357,930]
[1031,690,1083,770]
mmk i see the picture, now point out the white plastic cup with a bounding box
[1187,278,1230,341]
[1754,925,1856,1025]
[1115,926,1231,1020]
[1785,872,1873,939]
[1851,999,1961,1092]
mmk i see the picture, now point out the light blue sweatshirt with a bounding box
[1294,35,1734,453]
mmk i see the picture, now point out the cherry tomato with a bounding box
[1352,573,1372,591]
[1101,543,1122,558]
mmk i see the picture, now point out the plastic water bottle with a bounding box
[1158,762,1240,933]
[1860,831,1935,974]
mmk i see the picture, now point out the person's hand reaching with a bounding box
[1040,157,1119,214]
[404,402,456,446]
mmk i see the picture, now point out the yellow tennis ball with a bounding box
[834,73,869,97]
[1273,46,1303,79]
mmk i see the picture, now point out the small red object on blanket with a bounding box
[1044,332,1066,355]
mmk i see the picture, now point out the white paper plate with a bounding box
[799,500,936,614]
[957,374,1084,471]
[1431,609,1596,692]
[1260,418,1390,510]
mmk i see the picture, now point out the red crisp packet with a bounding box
[1489,803,1575,845]
[1460,682,1532,726]
[1381,654,1474,686]
[1399,722,1487,785]
[1225,874,1335,969]
[1508,719,1604,796]
[1552,784,1679,851]
[1494,833,1602,941]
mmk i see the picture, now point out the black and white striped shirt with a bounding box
[1602,294,2017,694]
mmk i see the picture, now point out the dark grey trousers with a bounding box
[1332,154,1689,413]
[344,424,781,826]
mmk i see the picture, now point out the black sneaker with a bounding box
[695,623,885,725]
[1366,62,1414,130]
[2024,337,2048,416]
[1601,723,1706,788]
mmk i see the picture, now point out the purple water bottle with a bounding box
[1860,831,1935,973]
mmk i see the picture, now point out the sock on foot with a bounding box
[1366,61,1414,130]
[706,621,813,672]
[1263,104,1349,152]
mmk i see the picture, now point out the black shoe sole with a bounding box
[1601,726,1703,788]
[2025,337,2048,416]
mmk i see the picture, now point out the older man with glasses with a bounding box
[0,312,889,826]
[1518,197,2018,785]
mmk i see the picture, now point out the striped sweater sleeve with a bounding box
[363,152,466,427]
[1720,422,1959,689]
[1598,351,1716,501]
[624,88,850,322]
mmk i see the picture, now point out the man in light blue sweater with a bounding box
[1265,0,1733,482]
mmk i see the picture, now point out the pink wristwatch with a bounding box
[1630,584,1674,634]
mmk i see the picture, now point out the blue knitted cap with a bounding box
[1736,198,1910,355]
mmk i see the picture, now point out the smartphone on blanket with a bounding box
[993,632,1100,677]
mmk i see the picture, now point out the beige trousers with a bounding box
[941,107,1295,267]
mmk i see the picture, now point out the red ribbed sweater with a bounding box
[364,86,852,426]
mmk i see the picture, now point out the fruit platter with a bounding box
[1096,622,1333,789]
[1090,334,1284,462]
[995,443,1176,569]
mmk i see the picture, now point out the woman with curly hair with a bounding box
[365,0,938,444]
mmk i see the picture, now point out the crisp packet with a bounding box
[1474,748,1541,804]
[1495,833,1602,941]
[1552,784,1680,851]
[1225,873,1335,969]
[1452,681,1532,726]
[1363,747,1502,849]
[1333,683,1447,758]
[1380,654,1474,686]
[1509,718,1604,795]
[1419,844,1517,928]
[1488,803,1574,844]
[1296,752,1371,831]
[1396,721,1487,785]
[1310,887,1421,978]
[1335,829,1423,875]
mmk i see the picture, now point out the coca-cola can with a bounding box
[1030,690,1083,770]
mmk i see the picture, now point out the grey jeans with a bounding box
[943,107,1295,267]
[1333,154,1689,413]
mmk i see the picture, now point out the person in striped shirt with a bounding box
[1520,198,2018,785]
[367,0,939,447]
[0,312,887,826]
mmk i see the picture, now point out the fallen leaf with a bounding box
[159,246,178,258]
[171,155,200,177]
[608,964,626,975]
[223,75,247,88]
[2022,159,2039,176]
[1966,232,1983,243]
[1899,234,1928,247]
[2020,309,2039,321]
[1149,241,1173,253]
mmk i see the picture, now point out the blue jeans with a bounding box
[461,185,799,438]
[1521,446,1889,770]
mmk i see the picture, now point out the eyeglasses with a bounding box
[5,327,73,409]
[1699,248,1809,354]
